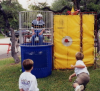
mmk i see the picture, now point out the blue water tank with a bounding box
[21,44,53,78]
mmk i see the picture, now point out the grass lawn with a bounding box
[0,33,5,39]
[0,58,100,91]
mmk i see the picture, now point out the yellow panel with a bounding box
[66,15,80,40]
[54,42,80,59]
[67,59,76,69]
[83,15,94,66]
[83,15,94,42]
[54,58,77,69]
[54,15,80,69]
[54,15,94,69]
[83,58,94,66]
[54,59,68,69]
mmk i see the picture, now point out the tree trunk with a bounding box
[95,0,100,4]
[97,31,100,53]
[0,27,7,37]
[10,27,20,63]
[73,0,81,10]
[84,0,87,10]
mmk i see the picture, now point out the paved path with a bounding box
[0,52,21,60]
[0,38,20,60]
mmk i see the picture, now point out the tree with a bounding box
[28,2,48,10]
[1,0,24,29]
[51,0,72,11]
[0,0,24,63]
[43,0,100,13]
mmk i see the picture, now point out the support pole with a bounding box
[80,13,83,53]
[94,13,97,69]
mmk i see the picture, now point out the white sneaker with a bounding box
[75,85,84,91]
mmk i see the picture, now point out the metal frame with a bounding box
[19,10,53,46]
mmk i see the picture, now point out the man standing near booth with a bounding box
[31,13,45,45]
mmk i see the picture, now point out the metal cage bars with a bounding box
[19,11,53,46]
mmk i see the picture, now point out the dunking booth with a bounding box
[19,9,98,78]
[19,11,53,78]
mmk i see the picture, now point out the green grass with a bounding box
[0,58,100,91]
[0,33,5,39]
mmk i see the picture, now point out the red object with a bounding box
[0,43,11,54]
[64,39,69,43]
[67,11,79,15]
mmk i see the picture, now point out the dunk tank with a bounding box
[19,11,53,78]
[19,9,97,78]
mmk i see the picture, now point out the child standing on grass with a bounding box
[19,59,39,91]
[69,52,90,91]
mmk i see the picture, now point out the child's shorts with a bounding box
[73,72,90,90]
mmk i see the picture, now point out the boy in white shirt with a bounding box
[69,52,90,91]
[19,59,39,91]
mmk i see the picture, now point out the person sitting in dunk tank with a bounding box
[31,13,45,45]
